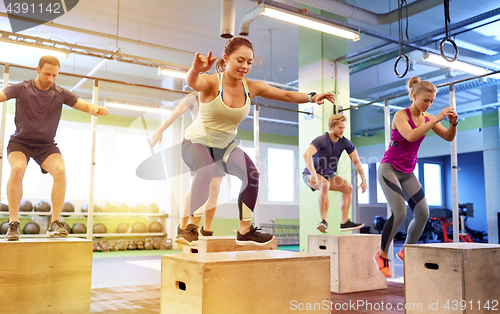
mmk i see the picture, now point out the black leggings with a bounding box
[181,139,259,221]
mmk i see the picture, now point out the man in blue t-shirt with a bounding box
[0,55,109,241]
[303,114,367,233]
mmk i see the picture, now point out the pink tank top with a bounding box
[380,108,429,173]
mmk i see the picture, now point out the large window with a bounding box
[423,163,443,206]
[358,163,369,204]
[267,148,294,202]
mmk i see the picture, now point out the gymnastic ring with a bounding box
[394,55,409,78]
[440,38,458,62]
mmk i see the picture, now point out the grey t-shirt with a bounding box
[3,80,78,143]
[303,132,356,177]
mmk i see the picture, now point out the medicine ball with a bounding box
[131,221,147,233]
[72,223,87,234]
[93,223,107,234]
[34,200,51,212]
[23,222,40,234]
[115,203,129,213]
[0,222,9,234]
[1,200,9,212]
[148,221,163,233]
[100,201,114,213]
[130,203,148,213]
[62,201,75,217]
[20,199,33,212]
[373,216,386,234]
[146,202,160,214]
[82,202,100,213]
[116,222,130,233]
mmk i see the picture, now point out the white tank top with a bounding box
[185,73,251,148]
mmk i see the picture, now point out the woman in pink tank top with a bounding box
[374,77,459,278]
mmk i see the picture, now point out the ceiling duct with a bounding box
[221,0,235,38]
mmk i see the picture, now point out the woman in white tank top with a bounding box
[177,36,335,247]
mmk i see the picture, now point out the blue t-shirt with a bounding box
[303,132,356,177]
[3,80,78,143]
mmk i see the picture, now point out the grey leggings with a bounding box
[377,163,429,252]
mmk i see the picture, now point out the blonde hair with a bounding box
[407,76,437,101]
[38,55,60,70]
[215,36,254,73]
[328,114,346,128]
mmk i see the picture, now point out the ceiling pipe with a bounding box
[240,0,446,35]
[239,6,262,36]
[221,0,235,38]
[276,0,445,25]
[338,7,500,65]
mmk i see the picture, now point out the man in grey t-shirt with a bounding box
[0,55,109,240]
[303,114,367,233]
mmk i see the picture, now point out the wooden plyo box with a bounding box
[404,243,500,314]
[182,236,278,254]
[0,238,93,313]
[161,250,331,314]
[308,234,387,293]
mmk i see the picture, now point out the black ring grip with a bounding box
[440,38,458,62]
[394,54,409,78]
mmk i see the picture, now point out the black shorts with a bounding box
[302,173,336,191]
[7,139,61,174]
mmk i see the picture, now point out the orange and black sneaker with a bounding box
[397,249,404,262]
[374,252,391,277]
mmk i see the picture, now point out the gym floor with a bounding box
[90,244,405,313]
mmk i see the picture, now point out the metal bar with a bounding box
[0,65,9,200]
[339,69,500,112]
[87,79,98,240]
[0,62,189,94]
[253,104,260,228]
[449,84,460,243]
[0,12,194,56]
[251,102,311,115]
[384,99,395,278]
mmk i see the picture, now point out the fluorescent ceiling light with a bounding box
[453,39,498,56]
[260,6,360,41]
[0,40,68,59]
[423,52,490,76]
[159,68,188,79]
[107,103,172,115]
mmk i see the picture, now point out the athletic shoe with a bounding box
[236,225,274,246]
[5,221,20,241]
[175,224,199,246]
[199,226,213,237]
[397,248,404,262]
[374,252,391,278]
[317,221,328,233]
[46,220,69,237]
[340,220,364,231]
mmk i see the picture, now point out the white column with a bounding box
[253,104,260,227]
[384,99,395,277]
[449,84,459,242]
[87,79,98,240]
